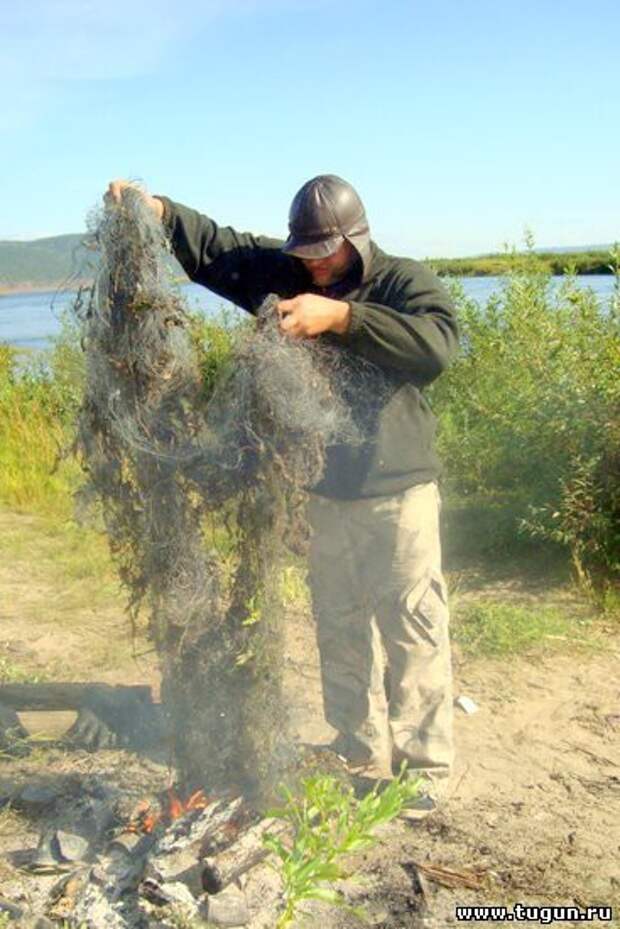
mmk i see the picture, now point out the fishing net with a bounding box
[73,188,385,800]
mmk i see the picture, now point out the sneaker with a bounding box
[399,793,438,822]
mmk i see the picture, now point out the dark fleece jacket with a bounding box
[158,196,458,500]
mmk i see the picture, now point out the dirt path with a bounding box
[1,507,619,926]
[285,618,620,926]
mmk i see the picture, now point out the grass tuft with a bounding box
[453,600,594,657]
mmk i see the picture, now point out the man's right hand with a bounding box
[105,179,164,222]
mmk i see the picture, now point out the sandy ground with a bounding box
[284,612,620,927]
[0,508,618,926]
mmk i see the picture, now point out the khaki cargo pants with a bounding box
[307,481,453,779]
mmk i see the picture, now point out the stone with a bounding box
[106,832,154,858]
[203,887,250,926]
[17,783,61,811]
[55,830,90,862]
[0,897,24,921]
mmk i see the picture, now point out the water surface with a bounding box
[1,276,615,352]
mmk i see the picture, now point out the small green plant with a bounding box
[263,765,422,928]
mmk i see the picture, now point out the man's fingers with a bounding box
[279,313,296,332]
[280,316,312,339]
[105,179,142,204]
[106,180,126,203]
[279,314,302,338]
[277,298,297,314]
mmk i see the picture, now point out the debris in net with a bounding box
[73,188,388,801]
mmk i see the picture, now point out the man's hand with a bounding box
[277,294,352,338]
[105,179,164,222]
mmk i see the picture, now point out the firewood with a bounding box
[201,818,289,892]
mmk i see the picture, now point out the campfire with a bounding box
[127,788,211,835]
[2,770,291,928]
[0,681,296,928]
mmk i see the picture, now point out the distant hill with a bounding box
[0,234,90,290]
[0,233,185,292]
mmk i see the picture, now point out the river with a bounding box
[0,276,615,352]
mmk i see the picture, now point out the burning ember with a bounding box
[128,787,211,834]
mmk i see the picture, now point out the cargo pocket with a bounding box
[401,570,448,647]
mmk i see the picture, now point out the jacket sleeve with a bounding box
[338,262,458,387]
[156,196,285,309]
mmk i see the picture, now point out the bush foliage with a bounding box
[0,328,83,516]
[431,246,619,584]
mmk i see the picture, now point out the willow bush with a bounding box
[431,246,620,587]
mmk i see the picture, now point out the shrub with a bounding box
[432,245,619,586]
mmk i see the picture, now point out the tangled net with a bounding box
[74,189,385,799]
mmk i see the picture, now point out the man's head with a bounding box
[282,175,371,286]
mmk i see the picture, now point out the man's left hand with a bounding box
[277,294,352,338]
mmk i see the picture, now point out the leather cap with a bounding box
[282,175,371,273]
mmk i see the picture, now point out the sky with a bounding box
[1,0,618,256]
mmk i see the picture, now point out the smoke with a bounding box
[73,189,385,801]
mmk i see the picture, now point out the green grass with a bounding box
[0,656,47,684]
[0,398,77,517]
[452,600,595,657]
[0,514,121,609]
[0,336,81,519]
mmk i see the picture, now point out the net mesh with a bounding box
[73,189,385,798]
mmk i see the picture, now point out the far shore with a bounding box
[0,281,91,297]
[0,277,191,297]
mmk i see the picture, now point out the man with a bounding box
[108,175,458,803]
